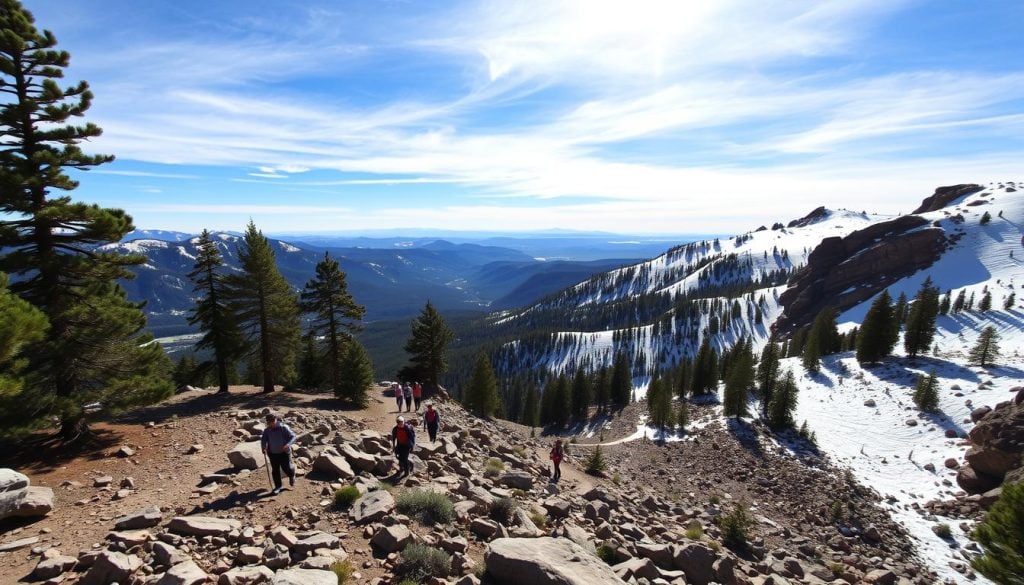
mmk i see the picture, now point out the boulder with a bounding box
[485,537,627,585]
[263,543,291,569]
[339,443,377,472]
[0,468,29,493]
[313,453,355,479]
[157,560,209,585]
[349,489,394,524]
[228,441,265,470]
[965,445,1021,479]
[79,550,143,585]
[217,566,275,585]
[115,505,163,530]
[971,406,993,422]
[293,531,340,555]
[31,555,77,580]
[153,541,190,567]
[168,516,242,537]
[957,463,1001,494]
[501,470,534,490]
[864,569,897,585]
[371,524,412,553]
[673,543,718,585]
[4,485,54,518]
[612,557,660,581]
[271,568,338,585]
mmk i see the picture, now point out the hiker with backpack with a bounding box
[412,381,423,411]
[392,415,416,476]
[402,382,413,412]
[423,402,440,443]
[549,439,565,482]
[393,382,403,412]
[261,413,297,495]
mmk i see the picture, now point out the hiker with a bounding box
[394,382,403,412]
[413,381,423,411]
[261,413,296,495]
[423,402,440,443]
[402,382,413,412]
[392,415,416,476]
[549,439,565,482]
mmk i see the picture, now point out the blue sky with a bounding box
[21,0,1024,235]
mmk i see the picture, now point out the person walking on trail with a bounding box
[549,439,565,482]
[261,413,297,495]
[412,381,423,411]
[402,382,413,412]
[393,382,403,412]
[423,402,440,443]
[392,416,416,476]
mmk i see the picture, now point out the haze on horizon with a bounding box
[25,0,1024,235]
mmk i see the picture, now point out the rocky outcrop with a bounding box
[227,441,265,470]
[786,206,830,228]
[956,390,1024,494]
[485,537,627,585]
[911,184,984,214]
[0,469,54,521]
[776,215,946,336]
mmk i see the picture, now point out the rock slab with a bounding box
[485,537,627,585]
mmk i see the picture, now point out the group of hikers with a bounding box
[258,384,566,495]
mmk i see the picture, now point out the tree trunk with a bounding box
[59,415,89,443]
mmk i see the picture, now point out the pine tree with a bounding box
[402,301,454,393]
[856,290,897,364]
[903,277,940,358]
[464,353,499,417]
[980,211,992,225]
[767,370,798,430]
[912,371,939,412]
[225,221,300,393]
[969,327,1001,367]
[756,342,781,418]
[610,352,632,408]
[336,339,373,407]
[803,307,838,373]
[301,252,365,395]
[939,291,951,315]
[296,334,322,390]
[172,354,201,388]
[1005,292,1016,310]
[691,337,718,395]
[594,367,611,413]
[552,373,571,428]
[0,274,48,436]
[723,341,754,417]
[570,368,592,420]
[952,289,967,313]
[521,383,540,428]
[978,290,992,312]
[893,292,909,326]
[585,445,607,475]
[646,377,673,433]
[971,480,1024,582]
[187,230,245,393]
[0,3,172,438]
[676,400,690,432]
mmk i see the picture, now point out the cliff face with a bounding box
[911,184,983,214]
[775,215,947,336]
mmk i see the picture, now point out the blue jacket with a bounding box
[261,423,296,454]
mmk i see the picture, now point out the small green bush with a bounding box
[828,561,845,577]
[611,471,622,485]
[330,560,354,583]
[395,489,455,525]
[708,494,721,505]
[513,446,527,458]
[490,497,517,524]
[708,540,722,552]
[529,510,548,529]
[585,445,607,475]
[333,485,361,509]
[718,500,753,550]
[933,523,952,539]
[684,520,704,540]
[394,543,451,581]
[596,544,617,565]
[484,457,505,477]
[830,500,845,522]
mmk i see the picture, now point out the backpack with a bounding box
[395,424,411,446]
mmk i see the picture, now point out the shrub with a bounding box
[393,543,451,582]
[718,500,753,550]
[596,544,617,565]
[330,560,355,583]
[828,562,845,577]
[707,540,722,552]
[830,500,845,522]
[611,472,622,485]
[395,489,455,525]
[972,481,1024,583]
[708,494,721,505]
[529,510,548,529]
[484,457,505,477]
[490,497,517,524]
[333,485,361,509]
[585,445,607,475]
[684,520,704,540]
[933,523,952,539]
[513,446,527,458]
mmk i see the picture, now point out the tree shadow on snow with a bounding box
[725,418,765,459]
[920,410,967,438]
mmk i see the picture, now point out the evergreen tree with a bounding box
[903,277,940,358]
[978,290,992,312]
[893,292,909,326]
[1005,291,1016,310]
[969,326,1001,367]
[803,307,838,373]
[225,221,300,393]
[570,368,592,420]
[585,445,607,475]
[756,342,781,418]
[938,291,951,315]
[296,333,322,390]
[0,3,172,437]
[691,337,718,395]
[402,301,454,393]
[172,354,201,388]
[676,400,690,432]
[463,353,499,417]
[300,252,365,395]
[187,230,245,393]
[521,383,540,428]
[767,370,798,430]
[912,371,939,412]
[980,211,992,225]
[646,377,674,433]
[723,341,754,417]
[610,352,632,408]
[594,366,611,413]
[856,290,897,364]
[551,373,571,428]
[971,480,1024,583]
[539,377,557,426]
[336,339,373,407]
[952,289,967,313]
[0,274,48,435]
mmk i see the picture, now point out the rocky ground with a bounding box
[0,385,945,585]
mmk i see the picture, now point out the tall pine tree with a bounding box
[336,339,373,407]
[969,327,1001,367]
[463,353,499,417]
[856,290,897,364]
[300,252,365,395]
[0,2,172,437]
[225,221,300,393]
[402,301,454,393]
[756,342,781,418]
[767,370,798,430]
[610,352,632,408]
[646,377,674,434]
[723,339,754,417]
[570,368,592,420]
[187,230,245,393]
[803,307,839,373]
[903,277,940,358]
[521,383,540,428]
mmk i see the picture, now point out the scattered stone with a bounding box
[157,560,209,585]
[271,568,339,585]
[227,441,265,470]
[371,524,412,553]
[485,537,626,585]
[168,516,242,537]
[349,489,394,524]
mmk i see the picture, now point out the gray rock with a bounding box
[153,541,190,567]
[168,516,242,536]
[371,524,412,553]
[0,468,29,493]
[228,441,265,470]
[0,536,38,552]
[612,557,660,581]
[293,531,340,555]
[313,453,355,479]
[349,489,394,524]
[217,565,275,585]
[634,542,673,568]
[485,537,627,585]
[339,443,376,472]
[79,550,143,585]
[157,560,209,585]
[271,568,338,585]
[501,470,534,490]
[672,543,717,585]
[263,543,291,569]
[115,505,163,530]
[236,546,264,564]
[864,568,897,585]
[31,555,77,580]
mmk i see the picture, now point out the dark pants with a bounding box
[395,445,412,474]
[396,397,403,411]
[268,452,294,489]
[414,397,421,411]
[427,423,438,443]
[404,396,412,411]
[552,459,561,481]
